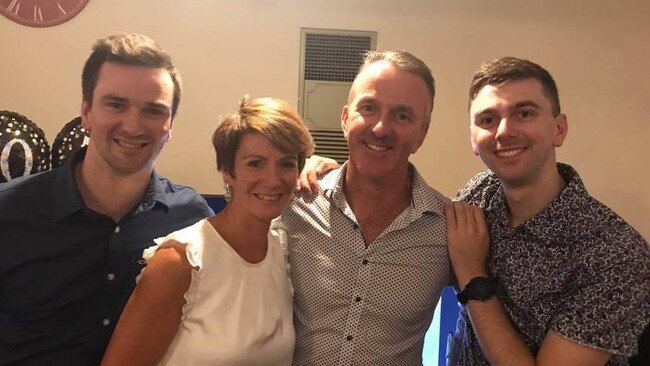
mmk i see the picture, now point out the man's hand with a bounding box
[444,201,490,288]
[296,155,340,194]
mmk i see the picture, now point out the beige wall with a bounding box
[1,0,648,240]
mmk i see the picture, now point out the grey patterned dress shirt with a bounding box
[274,162,450,366]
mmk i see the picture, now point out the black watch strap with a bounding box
[457,276,495,305]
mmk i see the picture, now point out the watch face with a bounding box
[473,278,495,298]
[457,276,496,304]
[0,0,89,27]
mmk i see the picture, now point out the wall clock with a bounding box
[0,0,89,27]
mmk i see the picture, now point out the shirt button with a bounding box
[114,226,120,234]
[355,296,361,302]
[346,335,354,341]
[106,273,115,281]
[102,318,111,326]
[362,259,368,265]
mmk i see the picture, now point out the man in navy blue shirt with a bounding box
[0,33,212,365]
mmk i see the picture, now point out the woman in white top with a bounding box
[101,96,314,366]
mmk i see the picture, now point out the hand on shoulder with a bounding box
[296,155,339,194]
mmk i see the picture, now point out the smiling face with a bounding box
[341,61,430,183]
[470,78,568,188]
[81,62,174,177]
[225,132,300,224]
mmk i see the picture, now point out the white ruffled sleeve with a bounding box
[135,238,166,284]
[135,224,205,320]
[140,228,204,270]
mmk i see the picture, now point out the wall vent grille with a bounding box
[304,33,372,82]
[310,129,349,164]
[299,28,377,164]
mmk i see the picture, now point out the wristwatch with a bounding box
[457,276,496,305]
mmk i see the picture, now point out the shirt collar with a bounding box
[51,147,170,220]
[51,147,87,220]
[139,170,171,214]
[524,163,587,239]
[324,161,445,221]
[409,164,446,217]
[492,163,588,242]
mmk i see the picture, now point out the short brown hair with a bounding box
[354,50,435,123]
[469,57,561,116]
[212,96,315,177]
[81,33,182,118]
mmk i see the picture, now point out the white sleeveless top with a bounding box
[142,219,294,366]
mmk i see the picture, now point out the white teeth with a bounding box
[366,142,388,152]
[255,194,281,201]
[496,148,524,157]
[116,140,144,148]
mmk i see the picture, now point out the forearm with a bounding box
[467,298,612,366]
[100,295,181,366]
[454,265,535,366]
[465,297,536,366]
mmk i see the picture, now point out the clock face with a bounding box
[0,0,89,27]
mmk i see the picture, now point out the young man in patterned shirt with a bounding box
[445,57,650,365]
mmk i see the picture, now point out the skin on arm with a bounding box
[445,202,611,366]
[296,155,339,194]
[101,240,193,366]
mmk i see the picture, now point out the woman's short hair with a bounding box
[212,96,315,177]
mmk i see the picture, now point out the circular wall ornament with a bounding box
[0,110,51,183]
[51,116,89,168]
[0,0,90,28]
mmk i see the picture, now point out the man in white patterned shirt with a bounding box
[274,50,450,365]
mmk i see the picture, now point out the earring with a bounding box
[224,182,232,203]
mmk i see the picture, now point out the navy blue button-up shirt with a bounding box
[0,149,212,365]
